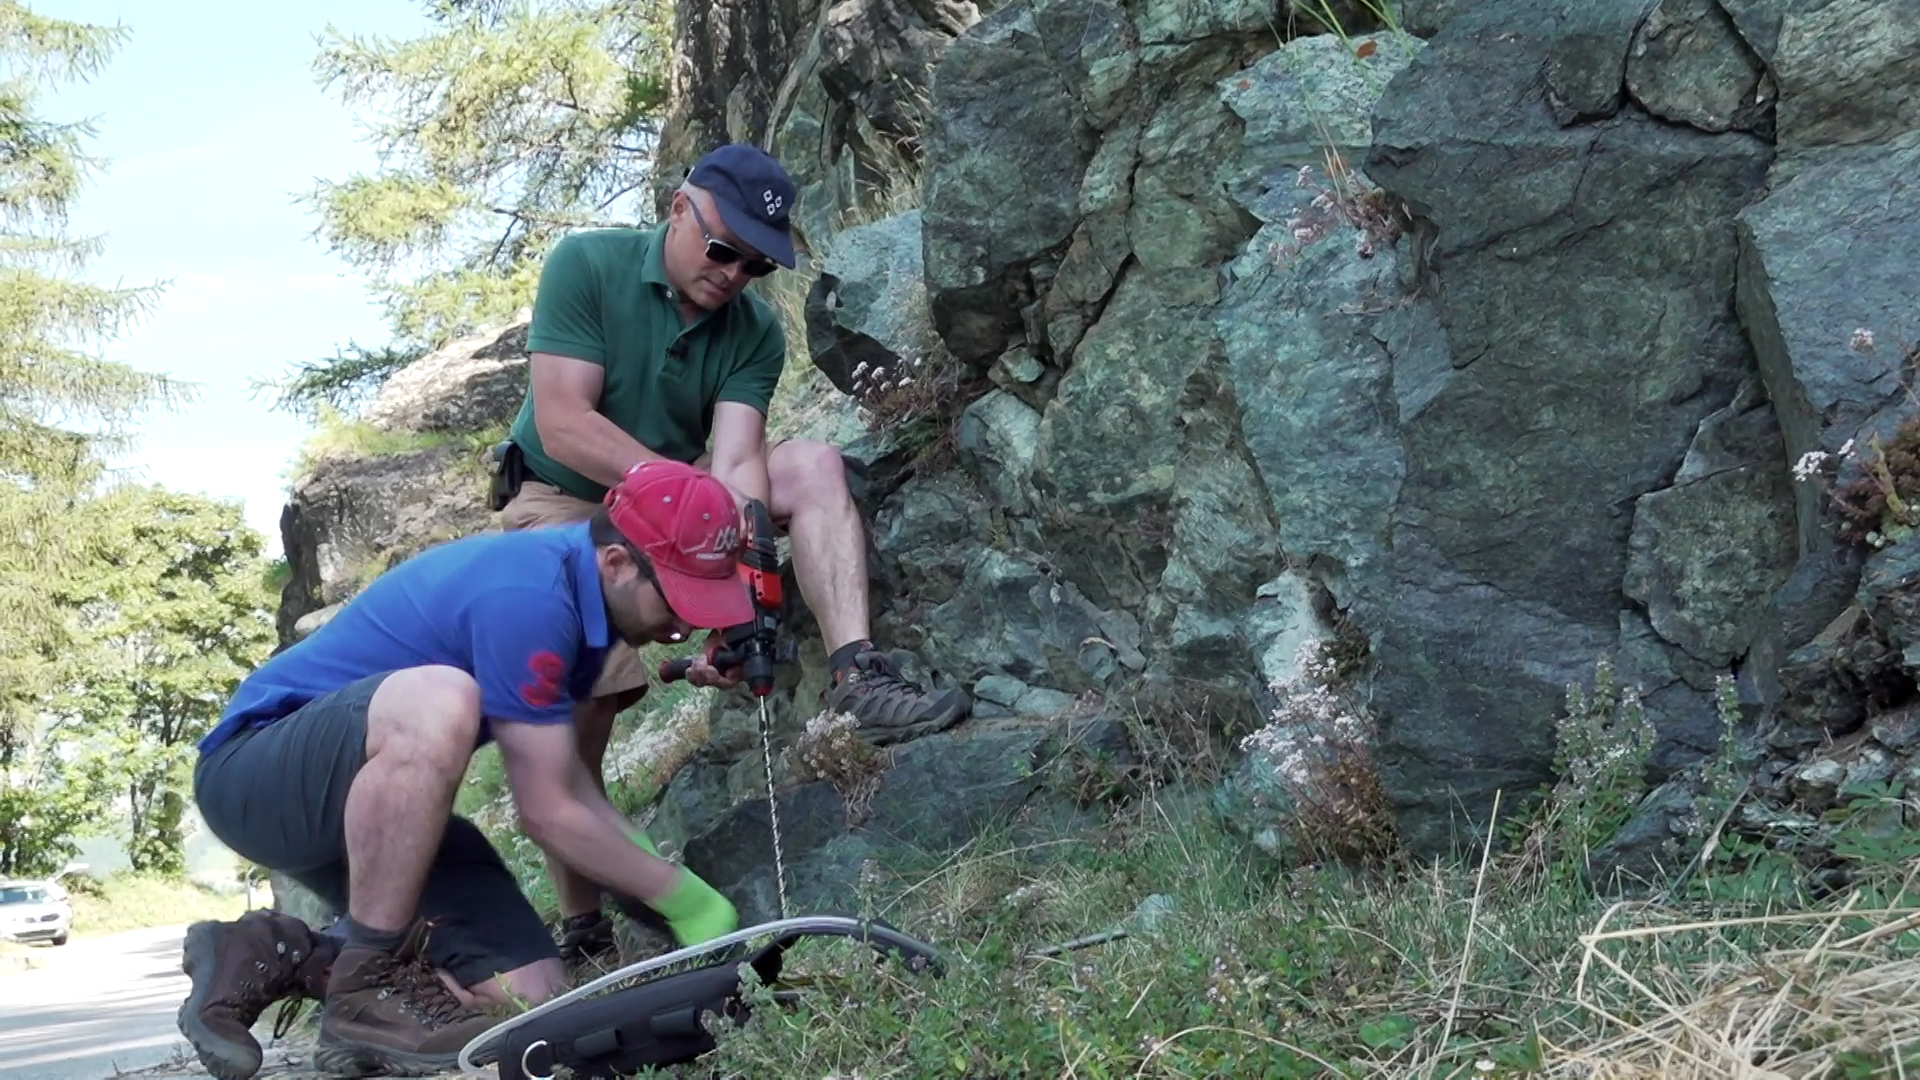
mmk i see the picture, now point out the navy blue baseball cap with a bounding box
[686,144,798,269]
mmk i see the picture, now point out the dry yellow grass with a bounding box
[1545,895,1920,1079]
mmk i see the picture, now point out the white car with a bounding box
[0,879,72,946]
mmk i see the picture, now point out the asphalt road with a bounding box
[0,925,199,1080]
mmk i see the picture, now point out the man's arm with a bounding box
[705,319,786,507]
[522,233,669,488]
[529,351,671,490]
[706,401,771,509]
[491,718,682,903]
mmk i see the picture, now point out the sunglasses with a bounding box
[686,198,778,278]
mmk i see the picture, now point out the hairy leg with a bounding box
[344,665,482,931]
[767,439,870,653]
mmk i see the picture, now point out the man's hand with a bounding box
[683,629,743,690]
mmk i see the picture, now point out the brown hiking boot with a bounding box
[823,648,970,744]
[177,909,337,1080]
[313,921,501,1077]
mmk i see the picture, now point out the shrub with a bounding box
[1239,637,1399,865]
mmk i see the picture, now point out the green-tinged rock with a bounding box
[1129,79,1257,272]
[923,0,1101,365]
[1773,0,1920,148]
[807,210,942,398]
[1133,0,1272,45]
[955,389,1043,512]
[679,716,1131,925]
[1624,388,1798,669]
[1222,30,1424,181]
[922,547,1144,691]
[1359,0,1771,848]
[1625,0,1774,134]
[1031,268,1219,517]
[1545,0,1654,125]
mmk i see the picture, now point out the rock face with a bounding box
[269,0,1920,913]
[658,0,1920,867]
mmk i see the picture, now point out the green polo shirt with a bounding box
[507,224,787,502]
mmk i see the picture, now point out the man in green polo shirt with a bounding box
[497,144,972,941]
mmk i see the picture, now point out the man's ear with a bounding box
[596,543,636,586]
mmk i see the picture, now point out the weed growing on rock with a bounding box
[1267,152,1411,269]
[1796,326,1920,547]
[787,710,889,826]
[1506,658,1657,885]
[1241,637,1399,864]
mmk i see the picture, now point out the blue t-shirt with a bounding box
[199,522,611,755]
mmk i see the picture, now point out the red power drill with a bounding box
[658,497,782,696]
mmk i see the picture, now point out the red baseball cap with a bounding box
[603,461,753,628]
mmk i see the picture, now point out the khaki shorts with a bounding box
[498,480,652,700]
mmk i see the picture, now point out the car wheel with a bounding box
[50,933,67,946]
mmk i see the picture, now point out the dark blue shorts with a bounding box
[193,672,558,988]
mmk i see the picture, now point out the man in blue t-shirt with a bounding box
[176,461,752,1080]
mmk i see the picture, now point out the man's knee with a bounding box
[366,665,482,767]
[770,438,852,509]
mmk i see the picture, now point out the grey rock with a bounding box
[648,0,822,215]
[870,471,994,610]
[1624,0,1774,135]
[1616,610,1740,776]
[768,0,997,250]
[1846,745,1898,791]
[922,547,1141,692]
[972,673,1029,707]
[1737,135,1920,544]
[1623,391,1798,669]
[276,445,499,647]
[1399,0,1476,35]
[1222,30,1424,197]
[291,602,343,644]
[923,0,1102,365]
[1772,0,1920,149]
[1857,533,1920,660]
[1869,705,1920,752]
[677,715,1130,924]
[1013,686,1080,715]
[1546,0,1656,125]
[1358,0,1772,846]
[1791,757,1847,809]
[1588,778,1699,890]
[1130,893,1177,934]
[1718,0,1835,65]
[806,210,942,398]
[359,322,528,435]
[996,346,1045,384]
[954,389,1043,512]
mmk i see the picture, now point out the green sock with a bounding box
[626,827,660,858]
[651,869,738,946]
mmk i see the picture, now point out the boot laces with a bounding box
[362,950,471,1028]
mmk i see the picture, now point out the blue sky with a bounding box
[38,0,435,555]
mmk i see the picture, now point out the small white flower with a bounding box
[1792,449,1831,482]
